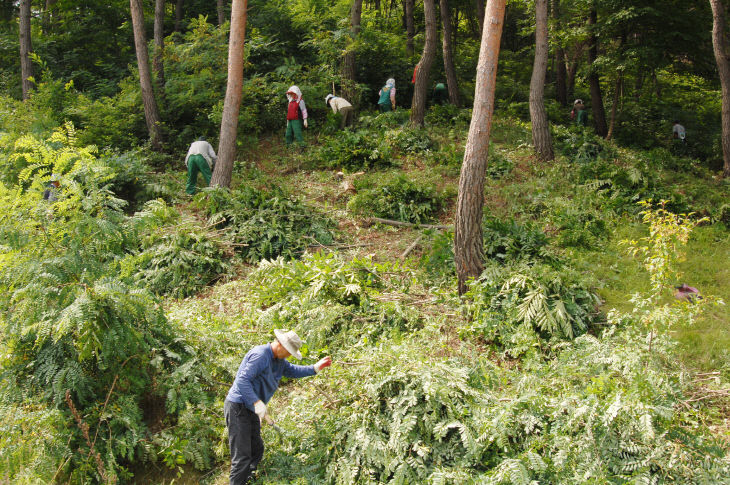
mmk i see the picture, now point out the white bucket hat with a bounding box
[325,94,334,105]
[574,99,584,106]
[274,329,303,359]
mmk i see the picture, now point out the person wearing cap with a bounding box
[285,85,308,146]
[224,329,332,484]
[378,78,396,112]
[571,99,587,127]
[43,173,60,202]
[672,120,686,143]
[184,136,217,195]
[432,82,448,105]
[325,94,355,129]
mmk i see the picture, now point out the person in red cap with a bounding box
[224,329,332,484]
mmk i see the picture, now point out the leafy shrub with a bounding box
[348,173,445,223]
[465,261,601,354]
[486,148,515,178]
[121,200,231,298]
[196,185,335,263]
[483,217,554,262]
[358,109,411,130]
[425,103,472,126]
[315,129,393,171]
[386,127,436,154]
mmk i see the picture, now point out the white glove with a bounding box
[303,119,308,129]
[314,356,332,373]
[253,400,266,422]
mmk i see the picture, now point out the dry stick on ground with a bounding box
[400,234,424,260]
[367,217,452,230]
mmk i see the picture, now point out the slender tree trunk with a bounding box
[43,0,57,32]
[175,0,183,32]
[405,0,415,56]
[710,0,730,177]
[342,0,363,103]
[19,0,33,100]
[217,0,226,25]
[154,0,166,98]
[410,0,438,126]
[454,0,506,295]
[606,71,622,140]
[130,0,164,150]
[588,5,608,136]
[475,0,485,37]
[440,0,461,105]
[212,0,249,188]
[529,0,553,161]
[552,0,567,105]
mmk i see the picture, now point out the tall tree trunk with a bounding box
[130,0,164,150]
[410,0,438,126]
[43,0,57,32]
[454,0,506,295]
[154,0,166,98]
[175,0,183,32]
[475,0,485,38]
[440,0,461,105]
[342,0,363,103]
[529,0,553,161]
[606,71,622,140]
[19,0,33,100]
[588,5,608,136]
[710,0,730,177]
[211,0,249,188]
[405,0,415,56]
[217,0,225,25]
[552,0,567,105]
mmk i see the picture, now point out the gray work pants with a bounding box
[339,106,355,129]
[225,400,264,485]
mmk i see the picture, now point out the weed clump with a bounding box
[315,130,393,171]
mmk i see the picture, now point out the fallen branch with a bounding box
[400,235,424,260]
[367,217,452,230]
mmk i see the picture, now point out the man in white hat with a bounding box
[325,93,355,129]
[224,329,332,484]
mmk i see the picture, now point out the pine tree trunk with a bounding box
[410,0,438,126]
[588,5,608,137]
[606,71,622,140]
[130,0,164,150]
[475,0,485,38]
[19,0,33,100]
[552,0,567,105]
[217,0,225,25]
[455,0,506,295]
[212,0,249,188]
[342,0,363,103]
[529,0,553,161]
[175,0,183,32]
[440,0,461,106]
[43,0,57,32]
[405,0,415,56]
[710,0,730,177]
[154,0,166,98]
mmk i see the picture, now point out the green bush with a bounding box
[315,129,393,171]
[386,127,436,154]
[348,173,445,223]
[483,217,555,262]
[195,185,335,263]
[424,103,471,126]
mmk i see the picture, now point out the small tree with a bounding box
[529,0,554,161]
[410,0,438,126]
[710,0,730,177]
[19,0,33,100]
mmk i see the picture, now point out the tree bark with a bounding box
[475,0,485,38]
[454,0,506,295]
[217,0,226,25]
[19,0,33,100]
[606,71,622,140]
[552,0,567,105]
[529,0,553,161]
[175,0,183,32]
[130,0,164,150]
[212,0,249,188]
[710,0,730,177]
[410,0,438,126]
[588,5,608,137]
[43,0,57,32]
[154,0,166,98]
[342,0,363,103]
[440,0,461,106]
[405,0,415,56]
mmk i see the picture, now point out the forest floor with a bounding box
[141,115,730,484]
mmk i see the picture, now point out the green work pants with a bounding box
[186,154,212,195]
[378,103,392,113]
[285,119,304,145]
[339,106,355,129]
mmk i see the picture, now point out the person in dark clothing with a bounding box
[224,330,332,484]
[432,82,448,105]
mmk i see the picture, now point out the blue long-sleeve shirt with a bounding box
[226,344,316,411]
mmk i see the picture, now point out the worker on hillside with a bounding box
[378,78,396,112]
[571,99,588,127]
[43,173,60,202]
[325,93,355,129]
[185,137,217,195]
[224,329,332,485]
[432,82,448,105]
[285,85,308,146]
[672,120,686,143]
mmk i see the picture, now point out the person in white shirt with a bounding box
[672,120,686,143]
[185,137,217,195]
[325,94,355,129]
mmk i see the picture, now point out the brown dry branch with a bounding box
[65,390,116,484]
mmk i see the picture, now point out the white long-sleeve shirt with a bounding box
[185,140,217,168]
[328,97,352,113]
